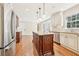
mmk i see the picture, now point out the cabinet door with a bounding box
[64,36,69,47]
[60,33,77,51]
[77,36,79,51]
[43,34,54,55]
[60,33,65,45]
[61,38,65,46]
[67,34,77,51]
[60,33,68,47]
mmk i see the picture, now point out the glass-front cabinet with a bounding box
[67,13,79,28]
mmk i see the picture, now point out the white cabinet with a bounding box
[51,12,62,32]
[60,33,78,51]
[77,36,79,52]
[60,33,64,45]
[67,34,77,51]
[64,36,69,47]
[38,19,51,34]
[60,33,67,47]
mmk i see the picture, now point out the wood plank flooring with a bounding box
[16,35,79,56]
[54,43,79,56]
[16,35,34,56]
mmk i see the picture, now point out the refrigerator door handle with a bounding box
[11,11,14,39]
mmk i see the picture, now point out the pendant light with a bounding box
[42,3,50,20]
[42,3,46,19]
[43,3,45,16]
[38,8,41,18]
[36,3,47,22]
[36,7,42,23]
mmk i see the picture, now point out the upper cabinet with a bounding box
[51,12,63,32]
[37,19,52,34]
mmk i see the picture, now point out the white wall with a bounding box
[13,6,38,35]
[18,21,37,35]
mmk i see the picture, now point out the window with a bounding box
[67,13,79,28]
[72,15,76,21]
[68,17,71,21]
[67,17,72,28]
[72,22,76,27]
[77,14,79,20]
[76,21,79,27]
[67,22,71,28]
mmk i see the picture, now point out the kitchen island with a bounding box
[32,32,54,56]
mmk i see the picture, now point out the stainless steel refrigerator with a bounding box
[0,4,16,56]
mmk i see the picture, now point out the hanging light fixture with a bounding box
[36,3,49,22]
[43,3,45,16]
[36,7,42,22]
[42,3,46,19]
[36,11,38,19]
[43,3,50,20]
[38,8,41,18]
[38,7,42,21]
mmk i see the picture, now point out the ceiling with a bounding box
[11,3,77,22]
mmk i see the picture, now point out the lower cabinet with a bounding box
[77,36,79,52]
[60,33,67,46]
[68,34,77,51]
[33,32,54,56]
[60,33,78,53]
[0,50,1,55]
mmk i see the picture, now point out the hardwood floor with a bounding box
[54,43,79,56]
[16,35,79,56]
[16,35,34,56]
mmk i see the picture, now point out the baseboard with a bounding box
[53,41,60,45]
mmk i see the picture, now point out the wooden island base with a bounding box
[33,32,54,56]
